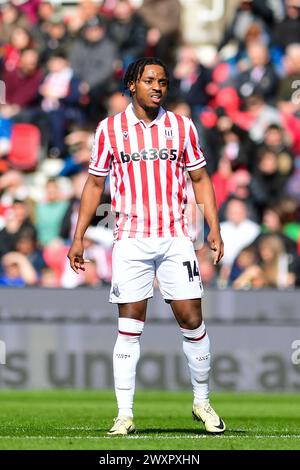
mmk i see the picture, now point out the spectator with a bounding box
[258,232,298,288]
[0,251,37,286]
[108,0,147,70]
[279,197,300,242]
[139,0,181,67]
[0,2,30,43]
[250,148,289,214]
[272,0,300,50]
[33,0,58,45]
[67,0,101,36]
[0,198,36,259]
[220,197,261,268]
[277,43,300,112]
[59,128,94,177]
[39,50,86,154]
[234,234,296,288]
[42,239,69,285]
[82,227,113,283]
[39,267,58,287]
[218,0,275,52]
[60,171,88,241]
[36,0,56,25]
[2,48,43,112]
[211,157,233,209]
[0,115,12,170]
[1,48,47,150]
[218,179,259,225]
[231,263,267,289]
[261,205,298,252]
[287,157,300,203]
[235,41,279,102]
[169,46,212,113]
[255,124,294,176]
[12,0,41,26]
[256,206,299,276]
[168,100,192,118]
[69,15,117,123]
[0,171,29,209]
[196,244,218,288]
[202,110,254,174]
[225,21,275,72]
[239,94,282,143]
[218,123,252,170]
[61,226,112,288]
[35,178,69,246]
[106,91,130,116]
[229,245,258,285]
[15,229,46,275]
[77,259,103,287]
[39,14,71,65]
[2,26,34,73]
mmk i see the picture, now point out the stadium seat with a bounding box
[8,123,41,171]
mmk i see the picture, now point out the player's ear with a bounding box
[129,81,136,94]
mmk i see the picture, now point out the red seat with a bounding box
[8,123,40,171]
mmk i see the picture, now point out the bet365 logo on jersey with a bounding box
[120,148,178,163]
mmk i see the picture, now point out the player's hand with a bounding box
[67,239,89,273]
[207,229,224,265]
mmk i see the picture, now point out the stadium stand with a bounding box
[0,0,299,289]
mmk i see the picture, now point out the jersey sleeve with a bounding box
[88,120,113,177]
[183,119,207,171]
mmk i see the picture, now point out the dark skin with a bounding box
[68,64,224,329]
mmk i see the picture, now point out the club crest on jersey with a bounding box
[112,284,120,297]
[123,131,129,140]
[164,127,173,140]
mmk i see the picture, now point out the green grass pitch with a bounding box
[0,390,299,450]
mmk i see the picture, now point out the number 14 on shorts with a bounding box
[183,260,199,282]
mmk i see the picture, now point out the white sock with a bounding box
[181,322,210,406]
[113,318,144,418]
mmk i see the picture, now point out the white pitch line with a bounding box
[0,435,299,440]
[61,427,96,431]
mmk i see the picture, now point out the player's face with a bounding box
[130,65,168,110]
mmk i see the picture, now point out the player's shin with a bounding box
[181,322,210,405]
[113,318,144,418]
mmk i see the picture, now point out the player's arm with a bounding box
[189,167,224,265]
[67,174,106,273]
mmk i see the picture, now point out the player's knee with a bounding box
[178,312,202,330]
[184,318,202,330]
[117,317,144,342]
[180,321,207,341]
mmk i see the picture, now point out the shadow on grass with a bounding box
[96,427,248,436]
[0,425,248,438]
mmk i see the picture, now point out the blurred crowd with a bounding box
[0,0,300,290]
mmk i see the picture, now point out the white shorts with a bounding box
[109,237,203,304]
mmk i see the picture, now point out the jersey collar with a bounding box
[125,103,166,128]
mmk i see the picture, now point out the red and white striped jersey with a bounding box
[89,103,206,240]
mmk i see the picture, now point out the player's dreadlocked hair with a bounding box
[123,57,169,95]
